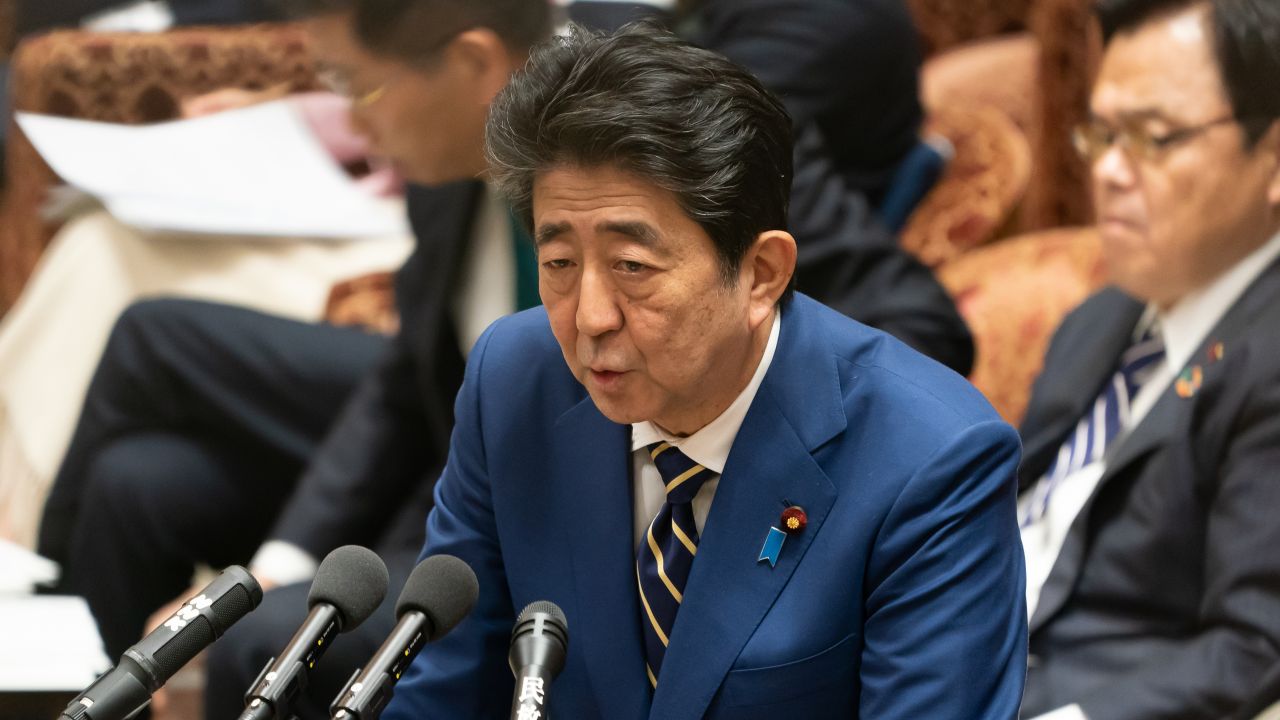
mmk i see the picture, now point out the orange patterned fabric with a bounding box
[324,271,400,335]
[938,227,1107,425]
[906,0,1036,55]
[0,24,318,316]
[901,104,1031,268]
[1022,0,1100,231]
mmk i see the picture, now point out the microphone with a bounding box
[508,601,568,720]
[239,546,390,720]
[329,554,479,720]
[59,565,262,720]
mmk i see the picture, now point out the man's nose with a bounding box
[575,267,623,337]
[1093,142,1138,191]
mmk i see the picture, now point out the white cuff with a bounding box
[249,541,319,587]
[1030,704,1089,720]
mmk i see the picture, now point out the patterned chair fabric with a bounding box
[901,104,1032,268]
[939,227,1107,424]
[906,0,1037,56]
[921,33,1038,132]
[913,0,1099,234]
[0,23,318,315]
[1022,0,1100,231]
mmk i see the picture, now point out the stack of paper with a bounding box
[17,100,408,238]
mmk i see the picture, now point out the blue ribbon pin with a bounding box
[758,527,787,568]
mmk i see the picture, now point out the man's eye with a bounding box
[542,259,573,270]
[618,260,647,273]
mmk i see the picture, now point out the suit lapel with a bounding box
[1018,290,1144,490]
[649,299,845,719]
[550,397,651,720]
[1030,260,1280,633]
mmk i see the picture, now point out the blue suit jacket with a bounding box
[383,294,1027,719]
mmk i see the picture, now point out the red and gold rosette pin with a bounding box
[781,506,807,535]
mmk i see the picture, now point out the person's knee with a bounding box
[96,298,204,381]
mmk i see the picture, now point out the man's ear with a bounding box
[743,230,797,328]
[446,29,518,102]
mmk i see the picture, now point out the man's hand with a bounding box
[180,84,292,118]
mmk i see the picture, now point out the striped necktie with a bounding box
[636,441,716,689]
[1022,323,1166,526]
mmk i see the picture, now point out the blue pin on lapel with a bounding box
[758,527,786,568]
[758,506,808,568]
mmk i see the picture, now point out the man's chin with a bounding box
[584,390,648,427]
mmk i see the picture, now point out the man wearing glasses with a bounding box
[1017,0,1280,718]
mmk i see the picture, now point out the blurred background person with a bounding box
[1016,1,1280,718]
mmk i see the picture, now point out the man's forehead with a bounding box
[1092,5,1227,118]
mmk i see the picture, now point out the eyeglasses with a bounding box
[1071,115,1246,164]
[316,66,387,108]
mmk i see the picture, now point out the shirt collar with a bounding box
[1151,229,1280,371]
[630,309,782,474]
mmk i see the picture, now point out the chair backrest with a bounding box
[906,0,1038,56]
[900,104,1032,268]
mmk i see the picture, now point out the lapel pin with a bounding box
[1207,341,1225,363]
[781,506,808,535]
[758,506,807,568]
[1175,365,1204,398]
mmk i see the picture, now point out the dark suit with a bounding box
[1019,261,1280,719]
[383,295,1026,719]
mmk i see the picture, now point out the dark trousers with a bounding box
[37,298,388,660]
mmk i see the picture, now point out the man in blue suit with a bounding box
[383,24,1027,719]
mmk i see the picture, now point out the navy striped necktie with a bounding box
[1023,323,1166,526]
[636,441,716,689]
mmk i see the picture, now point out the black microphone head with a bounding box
[308,545,389,632]
[140,565,262,683]
[395,554,479,641]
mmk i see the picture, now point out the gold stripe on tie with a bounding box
[665,463,706,494]
[646,521,683,603]
[671,518,698,556]
[636,566,670,646]
[647,664,658,688]
[650,442,673,460]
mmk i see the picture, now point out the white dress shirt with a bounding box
[630,311,781,548]
[1022,229,1280,720]
[251,185,517,586]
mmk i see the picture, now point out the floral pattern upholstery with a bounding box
[939,227,1107,424]
[901,104,1032,268]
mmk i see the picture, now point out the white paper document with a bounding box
[0,539,58,594]
[0,595,110,691]
[17,101,408,238]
